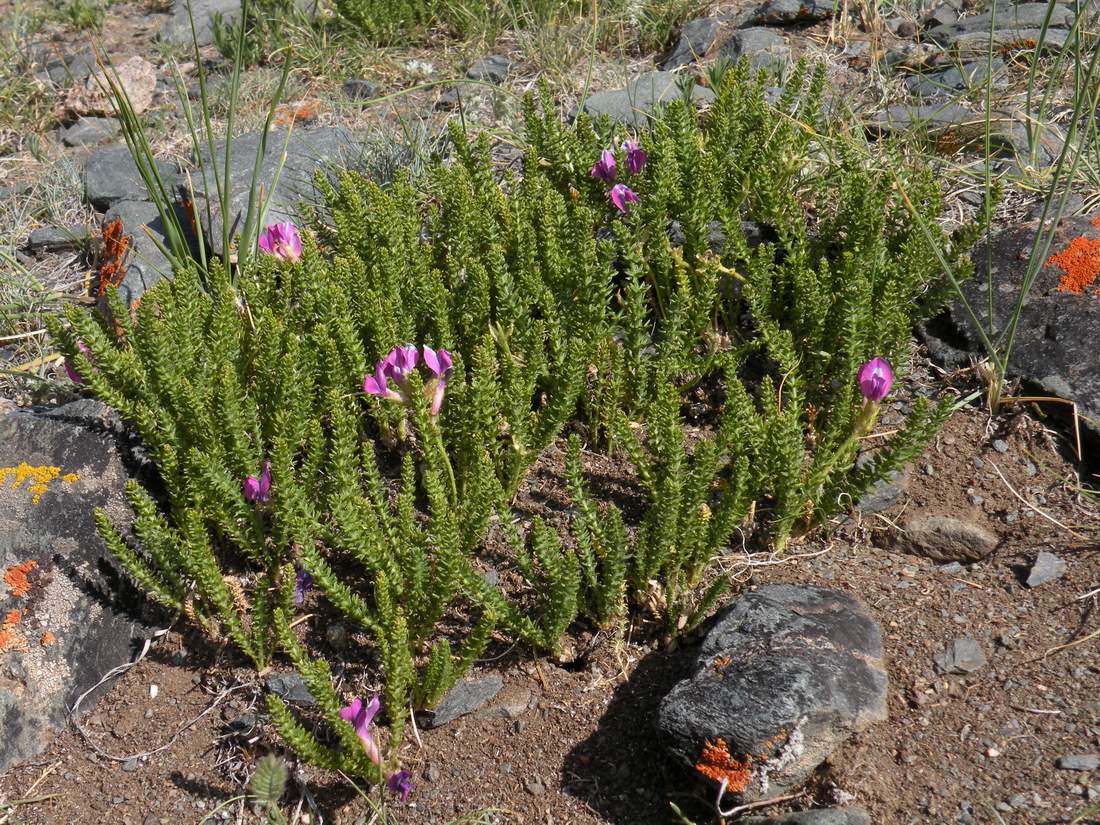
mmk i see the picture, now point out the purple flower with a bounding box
[258,222,303,262]
[363,362,403,402]
[363,344,426,405]
[242,460,271,504]
[858,358,894,403]
[294,566,313,606]
[421,345,453,416]
[622,139,646,175]
[590,149,617,183]
[386,769,414,803]
[64,340,92,384]
[609,183,639,214]
[339,696,381,764]
[382,345,419,382]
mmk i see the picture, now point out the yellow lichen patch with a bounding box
[0,463,80,504]
[3,559,37,598]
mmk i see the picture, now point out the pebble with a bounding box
[524,777,546,795]
[1058,754,1100,771]
[934,638,987,674]
[993,439,1009,453]
[1026,550,1067,587]
[122,758,140,772]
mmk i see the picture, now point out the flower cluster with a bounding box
[590,139,646,214]
[856,357,894,432]
[258,222,303,262]
[242,460,271,503]
[363,344,453,416]
[64,341,92,384]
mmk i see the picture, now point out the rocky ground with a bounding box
[1,0,1099,822]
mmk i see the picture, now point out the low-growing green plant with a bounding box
[53,54,978,797]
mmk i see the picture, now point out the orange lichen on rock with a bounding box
[0,609,24,652]
[40,630,56,647]
[1046,235,1100,295]
[4,559,37,598]
[0,463,80,504]
[694,738,753,792]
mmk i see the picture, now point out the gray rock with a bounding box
[904,58,1004,98]
[929,216,1100,443]
[83,144,181,211]
[928,3,1074,37]
[466,55,512,84]
[865,102,977,136]
[929,26,1070,55]
[1026,550,1066,587]
[26,226,92,256]
[0,405,151,773]
[426,675,503,728]
[580,71,715,127]
[161,0,244,47]
[161,0,313,47]
[934,638,987,674]
[662,17,724,70]
[475,684,531,720]
[61,116,120,147]
[856,468,909,514]
[192,127,353,257]
[342,78,379,100]
[890,17,918,37]
[922,3,958,29]
[657,585,887,803]
[748,0,835,25]
[46,46,98,85]
[1058,754,1100,771]
[989,121,1066,170]
[717,28,791,74]
[265,673,316,706]
[895,514,998,562]
[742,807,872,825]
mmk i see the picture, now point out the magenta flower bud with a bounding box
[258,222,303,262]
[64,340,92,384]
[387,769,413,802]
[422,345,453,416]
[858,358,894,403]
[590,149,617,182]
[243,460,271,503]
[609,183,639,214]
[382,344,419,384]
[622,139,646,175]
[339,696,381,764]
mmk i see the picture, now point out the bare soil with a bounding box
[2,398,1097,825]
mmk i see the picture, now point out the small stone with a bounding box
[716,27,790,73]
[122,758,140,772]
[465,55,512,84]
[342,79,379,100]
[265,673,317,706]
[748,0,835,25]
[579,71,715,127]
[1058,754,1100,771]
[1026,550,1066,588]
[923,463,935,476]
[934,638,987,674]
[524,777,546,795]
[897,514,998,562]
[26,226,91,255]
[425,675,503,728]
[992,439,1009,453]
[61,116,121,147]
[968,494,984,505]
[661,16,724,70]
[1004,511,1019,525]
[892,17,918,37]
